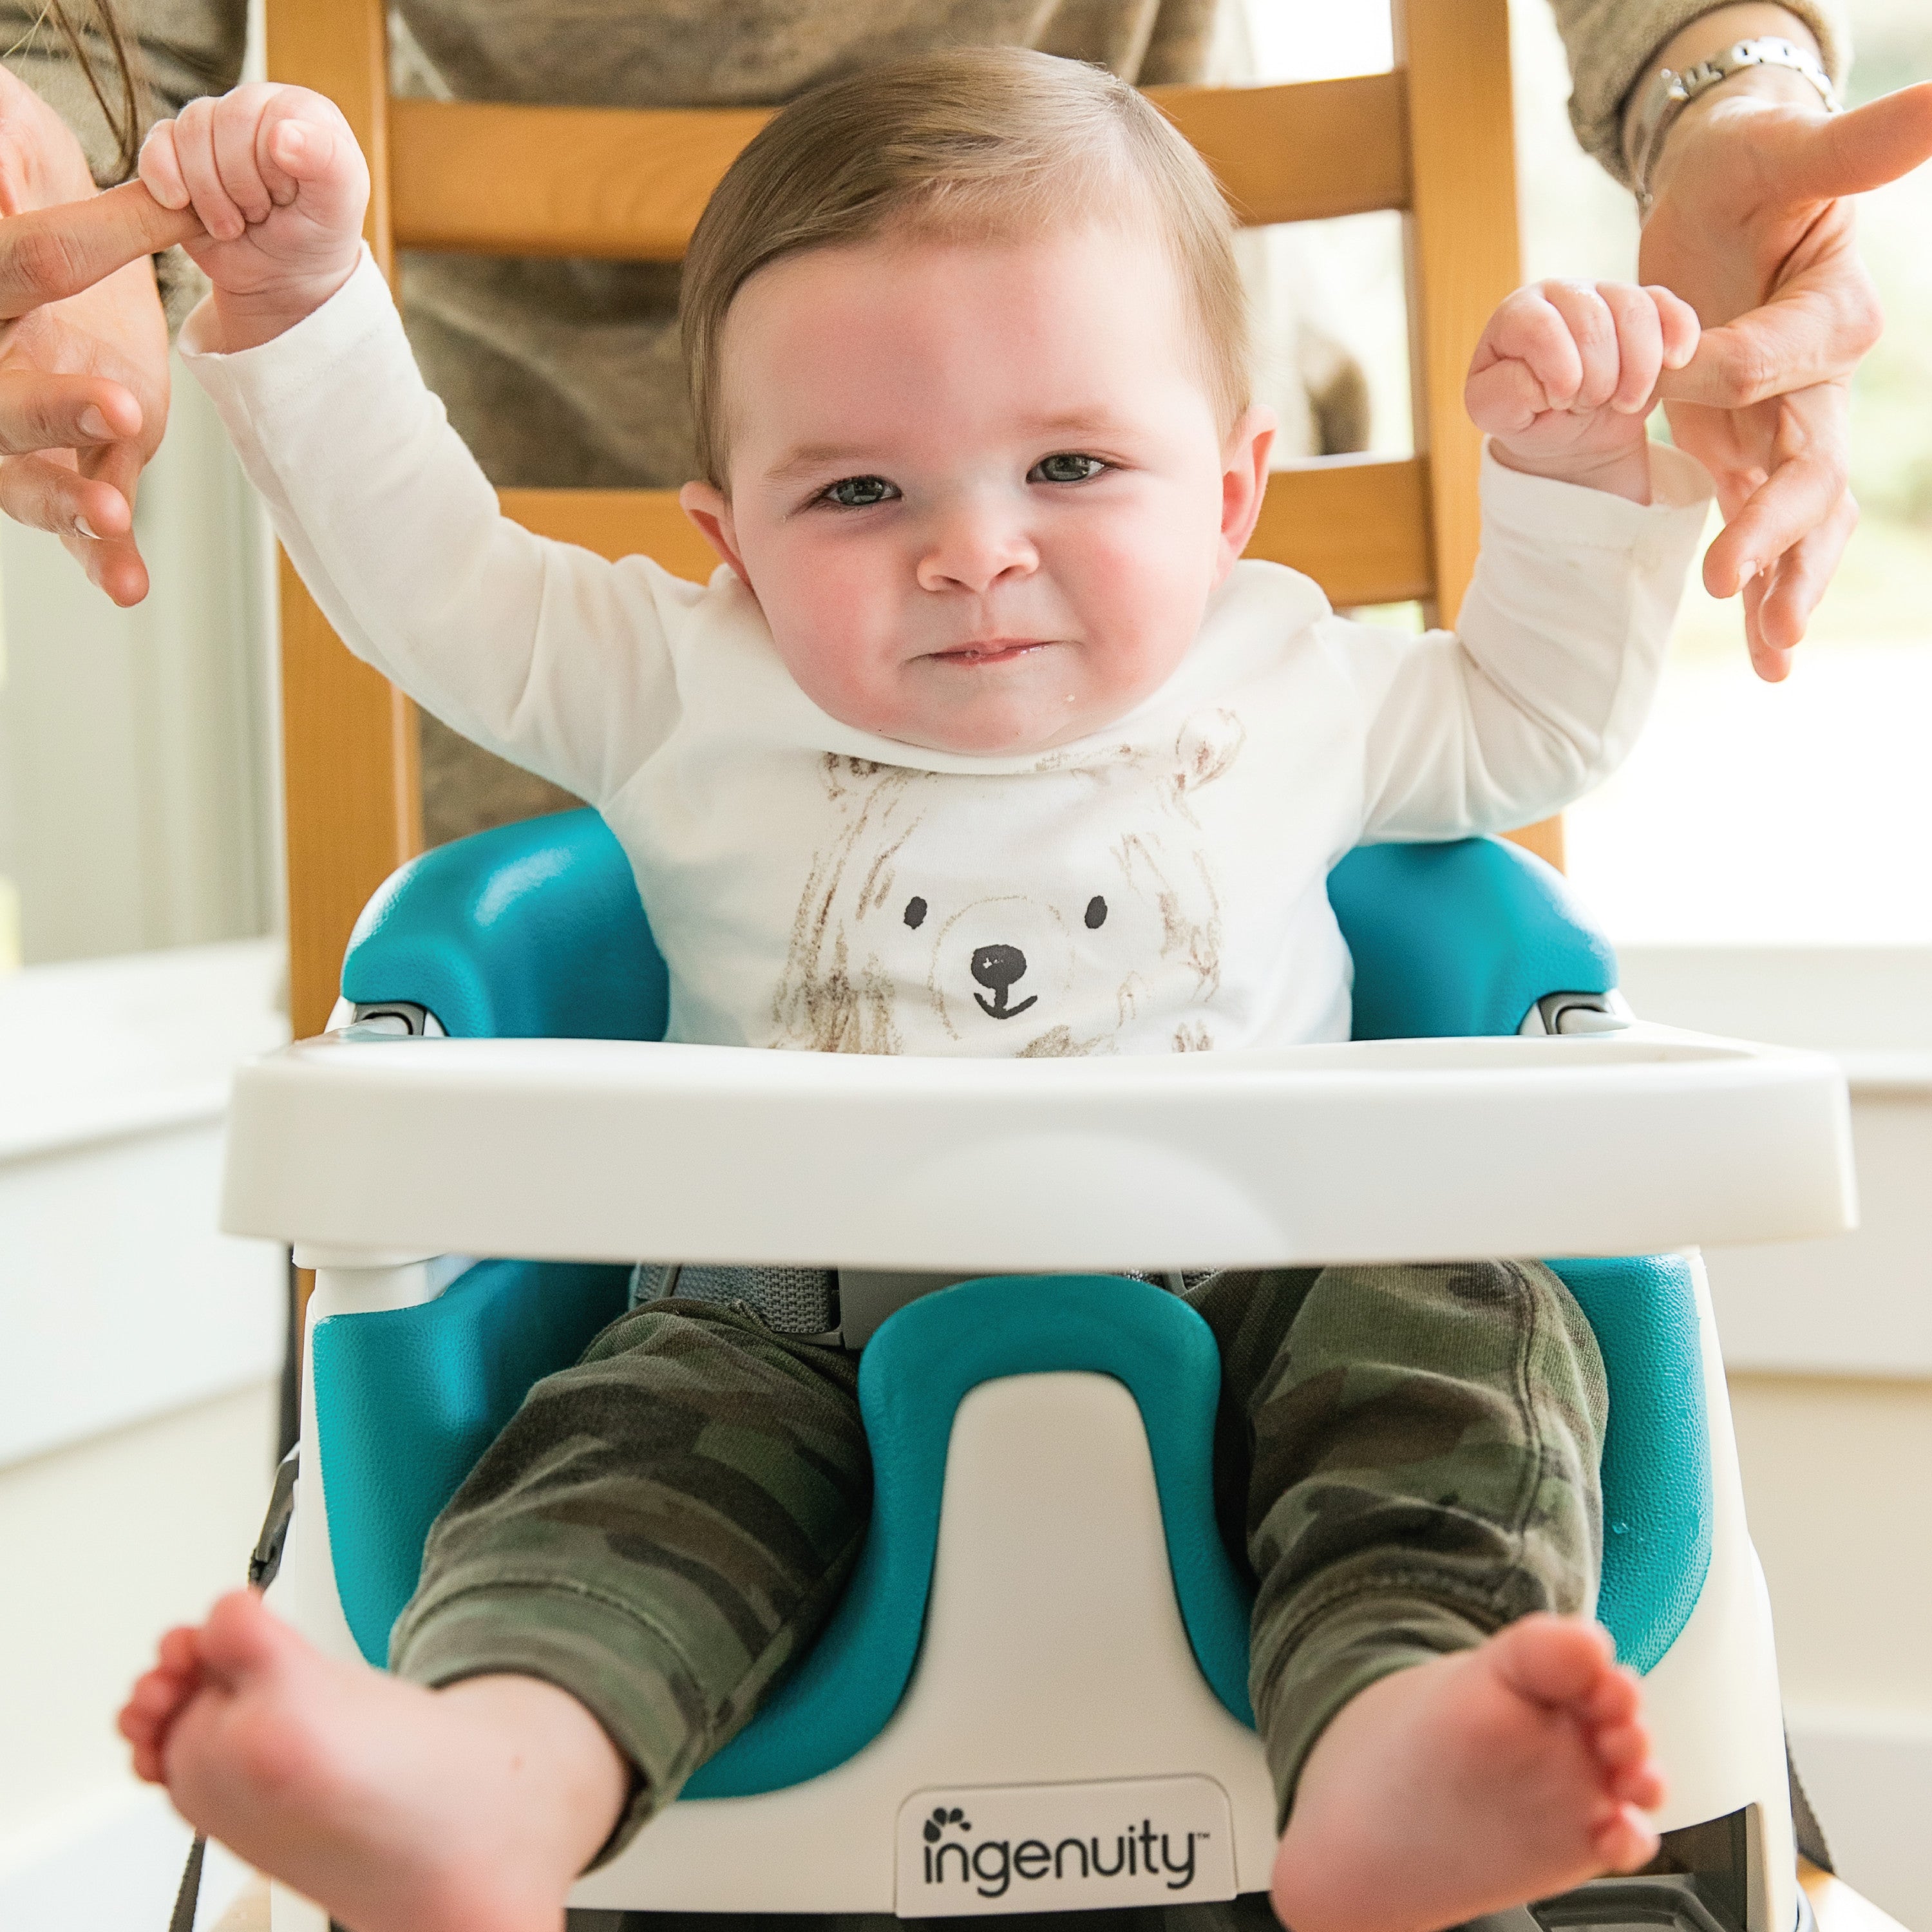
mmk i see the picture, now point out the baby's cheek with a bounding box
[759,547,905,728]
[1059,532,1212,696]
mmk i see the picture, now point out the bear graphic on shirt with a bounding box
[772,710,1244,1056]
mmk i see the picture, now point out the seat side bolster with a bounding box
[1330,837,1618,1039]
[341,806,667,1040]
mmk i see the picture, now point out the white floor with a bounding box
[0,1780,252,1931]
[1790,1711,1932,1927]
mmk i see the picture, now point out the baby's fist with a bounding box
[139,84,368,347]
[1465,281,1698,502]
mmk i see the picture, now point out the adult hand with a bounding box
[0,66,202,605]
[1642,74,1932,680]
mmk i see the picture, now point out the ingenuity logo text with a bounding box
[920,1806,1207,1898]
[895,1777,1236,1918]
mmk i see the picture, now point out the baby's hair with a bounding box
[680,47,1250,488]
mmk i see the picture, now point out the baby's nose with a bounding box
[915,502,1038,594]
[971,943,1028,992]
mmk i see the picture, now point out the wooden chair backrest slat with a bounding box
[386,75,1412,263]
[269,0,1546,1039]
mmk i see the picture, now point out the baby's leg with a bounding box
[1199,1261,1660,1932]
[122,1300,871,1932]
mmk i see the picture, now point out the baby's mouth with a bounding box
[927,637,1052,667]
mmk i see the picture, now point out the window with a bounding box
[0,366,278,969]
[1249,0,1932,944]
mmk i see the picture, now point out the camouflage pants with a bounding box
[390,1262,1607,1887]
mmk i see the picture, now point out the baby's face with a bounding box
[682,225,1272,755]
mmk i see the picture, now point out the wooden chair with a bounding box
[265,0,1540,1041]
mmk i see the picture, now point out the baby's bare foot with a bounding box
[1271,1613,1664,1932]
[118,1589,627,1932]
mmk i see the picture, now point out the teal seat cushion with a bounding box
[314,1258,632,1665]
[339,820,1606,1050]
[342,809,667,1043]
[1547,1256,1712,1675]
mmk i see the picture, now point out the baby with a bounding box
[119,50,1714,1932]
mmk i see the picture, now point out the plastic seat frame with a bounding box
[259,815,1808,1932]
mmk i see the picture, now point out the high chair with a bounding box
[232,4,1857,1929]
[230,823,1853,1932]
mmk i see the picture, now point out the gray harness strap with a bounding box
[632,1262,844,1338]
[629,1262,1224,1345]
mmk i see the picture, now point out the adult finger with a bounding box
[58,521,149,604]
[1661,397,1760,511]
[0,180,201,318]
[0,368,141,454]
[1660,270,1878,408]
[1701,388,1848,596]
[1748,489,1858,676]
[1763,80,1932,202]
[68,439,149,605]
[0,446,131,544]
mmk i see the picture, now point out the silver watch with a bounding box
[1627,36,1842,213]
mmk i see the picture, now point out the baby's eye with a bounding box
[1029,453,1106,486]
[822,475,899,509]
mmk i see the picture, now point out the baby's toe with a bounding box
[158,1625,201,1674]
[1609,1757,1667,1811]
[198,1589,290,1681]
[1584,1663,1643,1727]
[1592,1801,1661,1873]
[1591,1714,1651,1771]
[122,1668,187,1729]
[1492,1613,1616,1707]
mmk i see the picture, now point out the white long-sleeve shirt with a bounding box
[185,254,1711,1057]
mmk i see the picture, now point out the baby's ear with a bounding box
[679,480,748,581]
[1217,404,1276,571]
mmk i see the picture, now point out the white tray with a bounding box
[222,1026,1855,1269]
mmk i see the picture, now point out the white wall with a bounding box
[0,940,288,1920]
[1734,1376,1932,1926]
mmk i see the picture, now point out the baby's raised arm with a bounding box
[1353,278,1712,841]
[137,87,687,807]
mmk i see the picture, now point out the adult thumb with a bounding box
[1764,80,1932,203]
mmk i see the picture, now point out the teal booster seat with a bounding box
[220,811,1854,1932]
